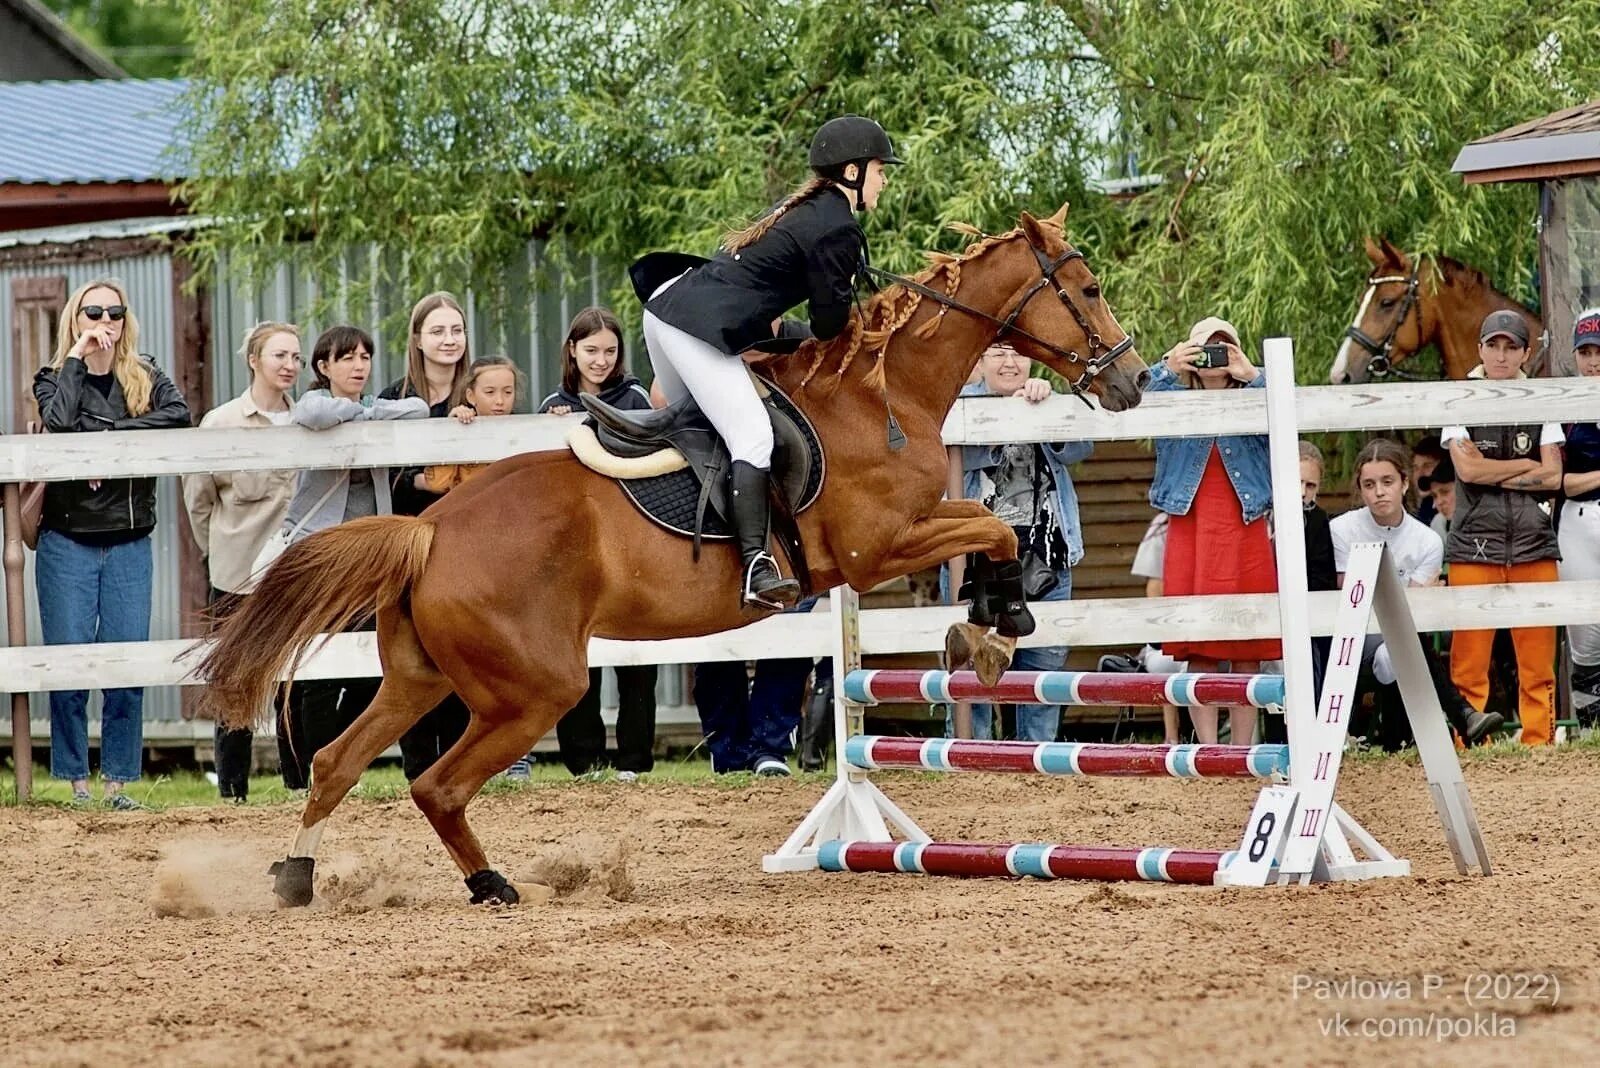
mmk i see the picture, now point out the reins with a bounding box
[863,232,1132,407]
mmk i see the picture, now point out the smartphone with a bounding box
[1195,343,1230,369]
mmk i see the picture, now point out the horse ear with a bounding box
[1020,211,1055,249]
[1379,237,1408,268]
[1046,202,1069,228]
[1363,236,1385,267]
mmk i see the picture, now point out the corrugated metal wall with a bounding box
[209,241,628,410]
[206,241,686,713]
[1,239,689,733]
[0,249,188,722]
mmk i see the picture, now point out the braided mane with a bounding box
[791,222,1030,393]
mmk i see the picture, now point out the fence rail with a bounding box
[5,378,1598,481]
[6,362,1598,801]
[1,581,1596,693]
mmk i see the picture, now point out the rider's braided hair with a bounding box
[722,176,832,254]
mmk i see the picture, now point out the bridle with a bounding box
[864,230,1135,407]
[1344,263,1424,380]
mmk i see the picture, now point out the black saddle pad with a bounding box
[617,378,823,540]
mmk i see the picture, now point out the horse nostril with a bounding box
[1135,368,1152,392]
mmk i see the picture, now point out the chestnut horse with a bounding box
[1331,236,1542,384]
[196,205,1148,907]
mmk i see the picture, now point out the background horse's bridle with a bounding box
[865,231,1134,405]
[1344,264,1422,379]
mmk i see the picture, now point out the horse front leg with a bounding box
[869,505,1034,685]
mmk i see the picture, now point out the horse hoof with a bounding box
[466,868,519,906]
[944,621,983,671]
[273,856,315,908]
[973,634,1017,688]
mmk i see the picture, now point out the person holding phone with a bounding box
[33,279,192,807]
[1143,317,1278,745]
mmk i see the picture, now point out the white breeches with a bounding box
[643,309,773,468]
[1559,499,1600,667]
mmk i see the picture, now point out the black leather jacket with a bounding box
[33,357,191,535]
[634,185,865,356]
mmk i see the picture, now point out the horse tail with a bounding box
[196,516,436,729]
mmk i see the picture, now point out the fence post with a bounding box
[1262,339,1315,777]
[2,483,32,803]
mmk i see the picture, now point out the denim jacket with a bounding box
[958,382,1093,567]
[1143,361,1273,522]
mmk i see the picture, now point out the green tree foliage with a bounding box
[176,1,1111,321]
[1066,0,1600,376]
[43,0,189,78]
[177,0,1600,380]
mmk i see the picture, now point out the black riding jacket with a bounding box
[634,186,865,356]
[33,356,191,535]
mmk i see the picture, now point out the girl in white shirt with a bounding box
[1331,439,1501,747]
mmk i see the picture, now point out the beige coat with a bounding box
[181,387,298,594]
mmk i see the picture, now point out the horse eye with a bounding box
[1082,285,1100,300]
[1379,297,1396,309]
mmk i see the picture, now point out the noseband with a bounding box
[1344,265,1420,379]
[865,231,1134,406]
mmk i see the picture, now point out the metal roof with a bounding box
[1452,98,1600,179]
[0,213,201,249]
[0,78,189,185]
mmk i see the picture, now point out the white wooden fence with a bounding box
[5,370,1600,795]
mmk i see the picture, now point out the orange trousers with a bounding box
[1448,559,1559,746]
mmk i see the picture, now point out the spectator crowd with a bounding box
[17,277,1600,804]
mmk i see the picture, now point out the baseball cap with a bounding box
[1478,309,1528,347]
[1188,316,1241,348]
[1574,307,1600,349]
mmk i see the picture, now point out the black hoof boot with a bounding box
[958,553,996,627]
[273,856,315,907]
[466,869,520,905]
[989,560,1037,638]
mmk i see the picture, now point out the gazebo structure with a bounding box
[1453,100,1600,377]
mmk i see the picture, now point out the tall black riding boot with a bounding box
[1425,646,1504,743]
[799,672,833,772]
[730,460,800,610]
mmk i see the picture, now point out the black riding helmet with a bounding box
[809,115,903,211]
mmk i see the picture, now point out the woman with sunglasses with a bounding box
[33,279,191,808]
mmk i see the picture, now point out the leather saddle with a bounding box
[576,373,824,560]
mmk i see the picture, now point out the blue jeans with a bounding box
[694,657,815,771]
[943,567,1073,742]
[36,530,153,782]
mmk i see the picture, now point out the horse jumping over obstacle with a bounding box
[195,205,1149,908]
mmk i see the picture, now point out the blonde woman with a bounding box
[379,292,474,780]
[181,321,302,800]
[380,290,470,517]
[33,279,191,808]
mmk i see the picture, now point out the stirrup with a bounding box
[743,551,800,610]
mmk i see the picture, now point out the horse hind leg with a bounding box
[408,680,582,906]
[273,606,450,907]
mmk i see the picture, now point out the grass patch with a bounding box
[0,754,836,809]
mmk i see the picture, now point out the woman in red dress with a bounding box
[1144,317,1280,743]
